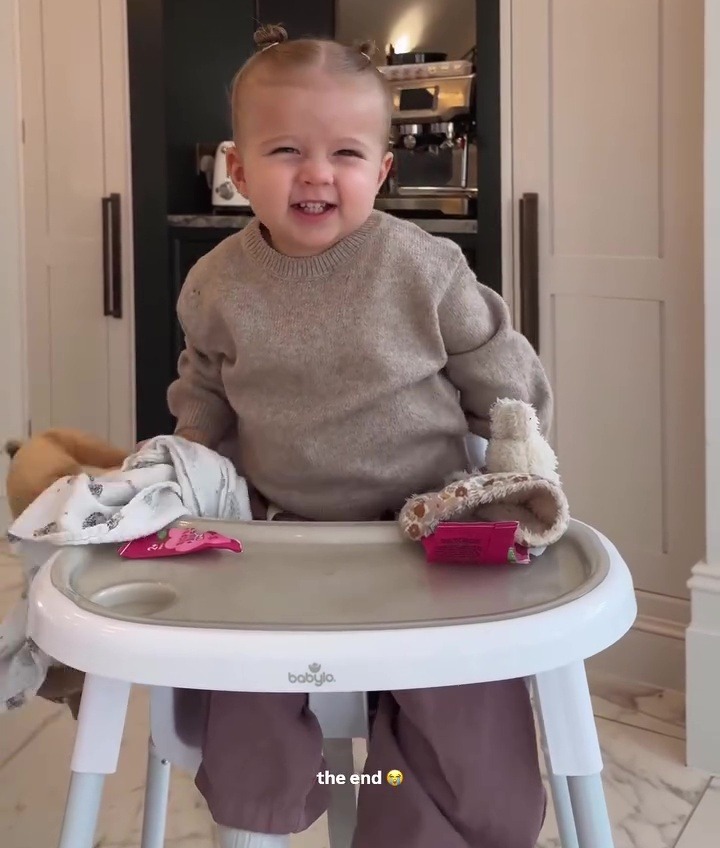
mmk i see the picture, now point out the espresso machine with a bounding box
[376,59,478,217]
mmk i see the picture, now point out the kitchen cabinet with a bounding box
[168,226,239,366]
[511,0,703,608]
[19,0,135,449]
[131,0,315,439]
[257,0,335,38]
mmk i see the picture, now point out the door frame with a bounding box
[499,0,516,318]
[0,0,28,531]
[686,0,720,775]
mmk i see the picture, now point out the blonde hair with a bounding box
[230,24,393,141]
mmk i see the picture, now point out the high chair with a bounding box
[23,512,636,848]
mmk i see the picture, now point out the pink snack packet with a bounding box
[118,527,242,559]
[421,521,530,565]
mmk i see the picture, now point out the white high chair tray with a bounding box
[29,518,636,691]
[50,519,605,630]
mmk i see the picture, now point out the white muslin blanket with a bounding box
[0,435,252,711]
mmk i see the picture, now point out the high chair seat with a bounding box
[25,517,636,848]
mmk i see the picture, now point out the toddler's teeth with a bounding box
[297,202,330,214]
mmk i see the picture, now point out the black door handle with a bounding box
[102,193,122,318]
[519,193,539,353]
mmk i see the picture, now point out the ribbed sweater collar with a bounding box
[241,211,383,279]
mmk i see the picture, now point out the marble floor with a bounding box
[0,539,718,848]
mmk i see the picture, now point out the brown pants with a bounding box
[192,680,545,848]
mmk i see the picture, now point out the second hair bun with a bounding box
[254,23,288,50]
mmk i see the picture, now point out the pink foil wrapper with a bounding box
[420,522,530,565]
[118,527,242,559]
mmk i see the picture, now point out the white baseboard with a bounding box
[587,589,688,692]
[588,619,686,692]
[686,561,720,775]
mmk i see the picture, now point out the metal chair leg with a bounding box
[567,775,614,848]
[140,737,172,848]
[324,738,357,848]
[57,674,131,848]
[58,773,106,848]
[533,663,614,848]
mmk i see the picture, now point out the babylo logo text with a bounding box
[288,662,335,687]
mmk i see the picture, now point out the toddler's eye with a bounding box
[336,149,364,158]
[270,146,299,155]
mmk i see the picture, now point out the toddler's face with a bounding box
[227,71,393,257]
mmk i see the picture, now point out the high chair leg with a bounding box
[533,662,614,848]
[545,771,580,848]
[567,775,614,848]
[323,738,357,848]
[58,773,106,848]
[58,674,131,848]
[532,678,579,848]
[140,737,171,848]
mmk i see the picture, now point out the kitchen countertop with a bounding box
[167,213,478,234]
[168,214,254,229]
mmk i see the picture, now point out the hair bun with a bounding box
[355,39,376,58]
[254,23,288,50]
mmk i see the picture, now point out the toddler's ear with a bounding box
[226,145,249,196]
[377,151,394,189]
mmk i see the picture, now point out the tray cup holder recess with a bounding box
[90,581,178,616]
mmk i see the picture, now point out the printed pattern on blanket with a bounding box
[0,436,252,712]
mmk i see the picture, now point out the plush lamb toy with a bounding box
[484,398,560,484]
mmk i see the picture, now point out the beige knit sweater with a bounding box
[167,211,553,520]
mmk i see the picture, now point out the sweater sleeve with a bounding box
[166,270,236,449]
[437,252,554,439]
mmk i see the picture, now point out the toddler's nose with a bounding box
[299,157,333,185]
